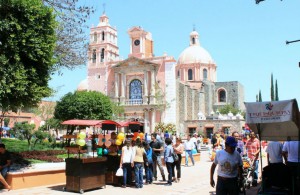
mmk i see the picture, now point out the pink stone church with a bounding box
[78,12,246,137]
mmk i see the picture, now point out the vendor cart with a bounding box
[61,119,121,194]
[65,157,107,194]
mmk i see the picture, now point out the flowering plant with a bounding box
[155,122,176,133]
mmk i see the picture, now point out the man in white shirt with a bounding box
[265,141,283,165]
[184,135,195,166]
[191,133,197,149]
[282,140,300,193]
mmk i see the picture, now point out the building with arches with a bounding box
[78,12,245,136]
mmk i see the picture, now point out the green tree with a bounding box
[218,104,240,115]
[54,91,113,121]
[0,0,57,112]
[39,117,62,138]
[33,130,50,148]
[33,101,56,122]
[259,90,262,102]
[12,122,36,149]
[3,118,9,126]
[153,82,174,121]
[275,79,279,101]
[271,73,274,101]
[111,102,125,120]
[42,0,95,69]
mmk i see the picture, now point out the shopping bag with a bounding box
[116,167,123,176]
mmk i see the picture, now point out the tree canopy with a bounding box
[54,91,114,121]
[0,0,57,112]
[218,104,241,115]
[42,0,94,70]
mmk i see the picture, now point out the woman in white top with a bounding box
[119,139,133,188]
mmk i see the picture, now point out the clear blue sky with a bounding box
[47,0,300,103]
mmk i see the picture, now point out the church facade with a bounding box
[78,12,245,137]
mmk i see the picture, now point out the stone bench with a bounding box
[180,153,201,165]
[6,166,65,190]
[161,153,200,165]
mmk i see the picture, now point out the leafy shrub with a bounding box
[18,150,78,162]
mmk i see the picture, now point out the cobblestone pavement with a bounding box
[0,150,265,195]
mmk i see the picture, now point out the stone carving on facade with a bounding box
[197,111,206,120]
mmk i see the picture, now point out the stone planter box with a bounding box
[7,169,65,190]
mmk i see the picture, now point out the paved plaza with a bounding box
[0,150,264,195]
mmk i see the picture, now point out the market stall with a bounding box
[61,119,124,193]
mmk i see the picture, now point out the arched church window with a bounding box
[94,32,97,42]
[177,70,180,78]
[192,37,195,44]
[218,89,226,102]
[92,49,96,63]
[203,69,208,80]
[101,48,105,62]
[102,31,105,41]
[188,69,193,80]
[130,79,143,104]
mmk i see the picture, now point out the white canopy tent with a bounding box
[245,99,300,141]
[245,99,300,194]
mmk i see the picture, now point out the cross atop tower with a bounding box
[103,3,106,14]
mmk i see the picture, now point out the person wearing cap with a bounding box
[210,136,243,195]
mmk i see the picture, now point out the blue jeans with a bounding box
[185,150,195,166]
[122,163,132,186]
[145,163,153,183]
[166,162,173,184]
[1,166,10,178]
[134,162,143,188]
[252,160,259,184]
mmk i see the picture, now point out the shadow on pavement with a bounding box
[47,184,65,192]
[47,184,106,193]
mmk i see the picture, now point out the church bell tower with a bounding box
[128,26,153,58]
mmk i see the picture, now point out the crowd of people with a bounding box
[1,130,299,194]
[119,133,186,188]
[209,130,300,195]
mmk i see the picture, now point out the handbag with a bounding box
[172,152,179,162]
[116,167,123,176]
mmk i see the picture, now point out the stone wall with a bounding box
[214,81,245,111]
[176,79,245,137]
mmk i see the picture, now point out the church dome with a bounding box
[178,45,213,64]
[178,30,214,64]
[77,79,88,91]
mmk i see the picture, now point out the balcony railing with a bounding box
[124,99,143,105]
